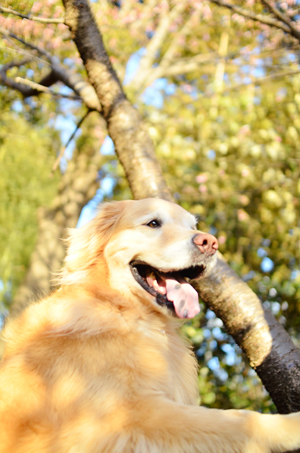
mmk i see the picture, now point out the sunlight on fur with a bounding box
[0,198,300,453]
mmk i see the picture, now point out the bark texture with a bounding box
[62,0,300,416]
[12,146,103,315]
[63,0,172,202]
[194,254,300,414]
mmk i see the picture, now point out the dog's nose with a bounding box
[193,233,219,256]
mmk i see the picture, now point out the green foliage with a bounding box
[148,78,300,328]
[140,75,300,413]
[1,0,300,413]
[0,105,60,305]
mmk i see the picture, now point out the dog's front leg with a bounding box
[125,399,300,453]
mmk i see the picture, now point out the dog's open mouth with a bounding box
[130,262,204,319]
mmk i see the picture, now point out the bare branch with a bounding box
[124,0,159,32]
[0,59,60,97]
[134,53,216,95]
[159,9,201,70]
[15,77,81,100]
[161,53,216,76]
[209,0,291,34]
[59,71,102,111]
[63,0,172,200]
[156,48,290,90]
[195,255,300,414]
[261,0,300,41]
[0,5,64,24]
[129,0,189,91]
[0,27,101,111]
[51,110,91,174]
[133,48,247,97]
[0,58,36,95]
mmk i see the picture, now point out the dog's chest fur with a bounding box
[119,316,200,406]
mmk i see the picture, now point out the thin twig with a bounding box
[0,6,64,23]
[51,110,91,174]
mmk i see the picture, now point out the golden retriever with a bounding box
[0,198,300,453]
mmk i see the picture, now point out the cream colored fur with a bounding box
[0,198,299,453]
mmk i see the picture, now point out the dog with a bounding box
[0,198,300,453]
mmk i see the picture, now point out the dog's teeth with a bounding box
[146,272,166,295]
[146,272,156,288]
[153,279,167,295]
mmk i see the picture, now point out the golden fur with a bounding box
[0,198,300,453]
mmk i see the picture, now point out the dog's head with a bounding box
[61,199,218,319]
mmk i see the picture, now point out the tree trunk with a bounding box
[11,141,104,315]
[62,0,300,416]
[194,254,300,414]
[63,0,172,202]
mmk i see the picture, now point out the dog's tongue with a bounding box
[164,273,200,319]
[147,271,200,319]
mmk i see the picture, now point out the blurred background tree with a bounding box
[0,0,299,413]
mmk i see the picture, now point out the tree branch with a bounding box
[15,76,81,100]
[0,5,64,24]
[62,0,300,414]
[159,8,201,70]
[0,35,50,65]
[63,0,171,200]
[11,124,105,315]
[261,0,300,41]
[129,9,204,93]
[123,0,158,32]
[194,255,300,414]
[0,27,101,111]
[209,0,291,34]
[145,53,216,84]
[129,0,189,91]
[0,58,37,95]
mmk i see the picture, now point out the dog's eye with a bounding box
[146,219,161,228]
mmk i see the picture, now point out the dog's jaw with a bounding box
[130,264,176,313]
[130,262,207,319]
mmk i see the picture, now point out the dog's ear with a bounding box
[59,201,131,284]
